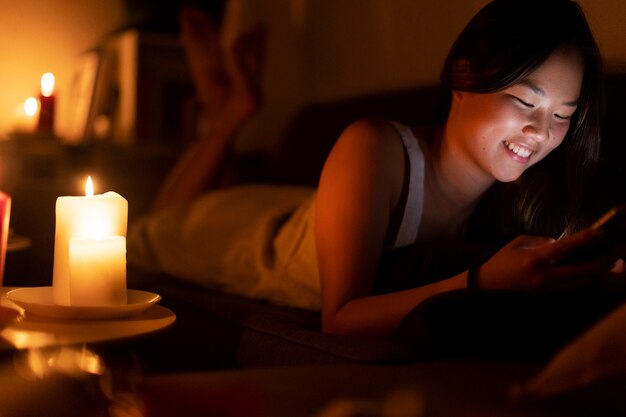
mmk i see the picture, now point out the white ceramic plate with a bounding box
[6,287,161,320]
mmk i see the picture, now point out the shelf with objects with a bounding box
[71,29,198,148]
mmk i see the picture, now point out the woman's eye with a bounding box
[511,95,534,108]
[554,114,571,121]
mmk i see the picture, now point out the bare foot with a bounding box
[179,7,229,115]
[223,24,267,128]
[179,6,266,132]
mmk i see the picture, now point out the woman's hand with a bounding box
[476,229,618,291]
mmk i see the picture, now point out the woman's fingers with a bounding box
[478,232,614,291]
[543,253,616,290]
[541,228,605,265]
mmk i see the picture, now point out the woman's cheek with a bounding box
[550,121,571,148]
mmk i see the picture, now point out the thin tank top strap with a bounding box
[388,121,424,248]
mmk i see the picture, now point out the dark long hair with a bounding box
[433,0,605,243]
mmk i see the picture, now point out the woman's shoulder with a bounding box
[341,117,401,138]
[336,119,429,169]
[320,118,410,204]
[325,119,403,180]
[334,118,409,157]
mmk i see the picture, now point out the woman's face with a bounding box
[449,46,584,183]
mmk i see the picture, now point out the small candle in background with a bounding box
[37,72,56,135]
[24,97,39,117]
[53,176,128,306]
[12,97,39,134]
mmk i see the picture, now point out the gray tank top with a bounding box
[389,121,425,248]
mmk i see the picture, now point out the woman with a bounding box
[317,0,614,336]
[128,0,620,337]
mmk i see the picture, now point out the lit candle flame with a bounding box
[24,97,38,116]
[85,176,94,197]
[41,72,55,97]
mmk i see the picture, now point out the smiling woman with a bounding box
[316,0,615,337]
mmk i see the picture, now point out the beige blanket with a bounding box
[127,185,321,310]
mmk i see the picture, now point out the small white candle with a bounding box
[52,177,128,305]
[12,97,39,134]
[69,236,127,306]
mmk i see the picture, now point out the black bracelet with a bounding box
[466,263,482,289]
[466,245,500,290]
[466,247,499,289]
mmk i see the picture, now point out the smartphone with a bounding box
[591,204,626,244]
[559,204,626,264]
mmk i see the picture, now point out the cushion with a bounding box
[127,267,420,371]
[396,288,624,360]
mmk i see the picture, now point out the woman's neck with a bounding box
[425,127,496,223]
[415,130,488,240]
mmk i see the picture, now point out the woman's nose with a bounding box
[522,112,550,142]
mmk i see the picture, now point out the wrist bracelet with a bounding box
[465,246,500,290]
[466,264,481,289]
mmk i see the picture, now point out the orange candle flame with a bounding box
[85,176,94,197]
[41,72,55,97]
[24,97,38,116]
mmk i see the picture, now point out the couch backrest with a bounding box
[266,85,441,187]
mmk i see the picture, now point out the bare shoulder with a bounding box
[327,118,405,170]
[320,118,406,204]
[338,118,401,147]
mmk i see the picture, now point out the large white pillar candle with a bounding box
[52,177,128,305]
[69,236,127,305]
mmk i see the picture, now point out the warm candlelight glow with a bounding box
[53,180,128,305]
[41,72,55,97]
[85,176,94,197]
[24,97,38,116]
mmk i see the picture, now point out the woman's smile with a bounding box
[503,140,534,162]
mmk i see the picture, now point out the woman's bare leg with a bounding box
[152,6,266,212]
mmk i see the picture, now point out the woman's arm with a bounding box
[315,119,467,336]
